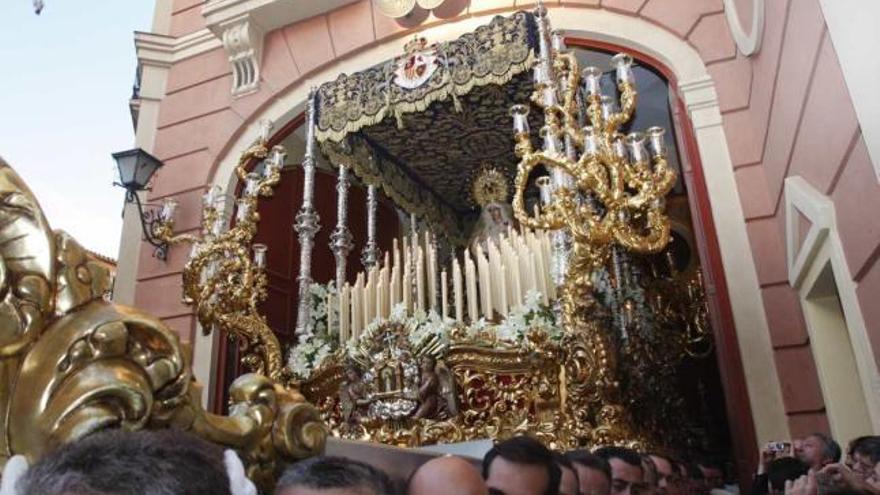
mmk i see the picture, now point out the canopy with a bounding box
[314,11,540,243]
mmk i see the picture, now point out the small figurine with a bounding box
[339,366,368,424]
[414,356,440,419]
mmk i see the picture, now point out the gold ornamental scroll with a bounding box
[0,158,326,492]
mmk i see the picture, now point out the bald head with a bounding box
[408,456,488,495]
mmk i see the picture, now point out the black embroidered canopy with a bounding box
[314,11,540,243]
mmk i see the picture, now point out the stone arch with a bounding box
[202,4,789,453]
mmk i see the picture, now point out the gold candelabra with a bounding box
[510,28,677,441]
[155,120,288,382]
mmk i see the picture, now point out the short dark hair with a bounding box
[483,436,561,495]
[554,452,580,489]
[276,456,395,495]
[809,433,842,463]
[565,450,612,482]
[852,436,880,464]
[594,446,643,470]
[767,457,809,492]
[18,429,231,495]
[696,457,724,471]
[685,463,704,480]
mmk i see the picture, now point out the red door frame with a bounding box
[565,38,759,482]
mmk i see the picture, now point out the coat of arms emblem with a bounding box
[393,36,440,90]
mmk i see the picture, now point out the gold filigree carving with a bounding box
[0,157,326,492]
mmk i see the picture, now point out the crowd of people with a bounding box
[2,429,880,495]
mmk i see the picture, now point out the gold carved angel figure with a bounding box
[468,166,517,252]
[413,355,458,419]
[339,366,369,424]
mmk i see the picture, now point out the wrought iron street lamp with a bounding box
[112,147,174,260]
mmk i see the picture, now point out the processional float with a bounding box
[156,5,712,450]
[0,5,716,484]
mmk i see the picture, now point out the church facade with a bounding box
[119,0,880,470]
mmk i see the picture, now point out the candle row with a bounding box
[335,226,556,345]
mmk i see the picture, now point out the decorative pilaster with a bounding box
[360,185,380,269]
[330,165,354,293]
[295,88,321,334]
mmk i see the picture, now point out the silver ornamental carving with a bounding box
[361,185,380,269]
[295,88,322,334]
[330,164,354,292]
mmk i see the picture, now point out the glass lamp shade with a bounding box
[112,148,163,191]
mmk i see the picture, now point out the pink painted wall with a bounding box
[137,0,878,437]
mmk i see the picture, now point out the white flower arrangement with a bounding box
[286,286,561,380]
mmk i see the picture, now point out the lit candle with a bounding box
[416,248,425,313]
[453,258,464,322]
[600,95,615,122]
[540,126,563,157]
[376,277,384,321]
[426,232,437,311]
[542,86,558,107]
[353,274,364,339]
[252,243,267,268]
[646,126,667,158]
[551,29,566,51]
[403,252,412,313]
[498,263,508,318]
[390,265,399,309]
[533,61,550,85]
[203,187,218,208]
[339,284,348,344]
[536,176,553,206]
[625,132,648,164]
[477,248,492,320]
[583,126,599,156]
[611,53,634,85]
[244,172,260,196]
[510,104,530,135]
[581,66,603,96]
[465,251,479,323]
[612,137,627,159]
[441,270,448,319]
[160,198,178,222]
[235,199,250,223]
[258,119,273,143]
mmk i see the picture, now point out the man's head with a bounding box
[849,436,880,480]
[18,429,231,495]
[482,436,561,495]
[798,434,841,470]
[766,457,808,495]
[408,456,487,495]
[276,456,394,495]
[796,433,841,470]
[648,454,683,495]
[684,463,706,495]
[594,446,645,495]
[695,459,724,489]
[566,450,611,495]
[553,452,580,495]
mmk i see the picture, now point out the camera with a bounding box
[767,441,790,453]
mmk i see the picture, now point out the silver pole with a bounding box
[294,87,321,334]
[330,165,354,292]
[361,184,379,269]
